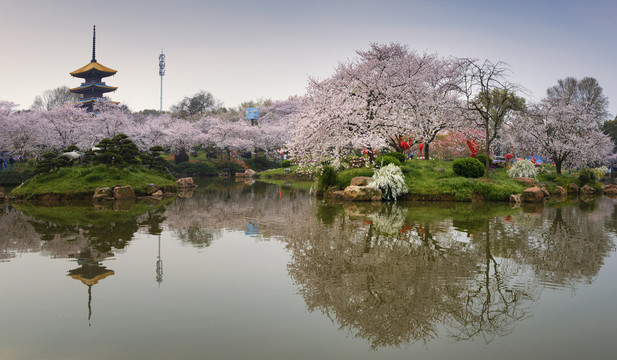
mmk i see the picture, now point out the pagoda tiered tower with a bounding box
[70,26,118,108]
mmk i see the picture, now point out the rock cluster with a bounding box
[326,176,382,201]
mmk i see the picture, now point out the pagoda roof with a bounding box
[76,98,120,105]
[70,61,117,78]
[70,83,118,93]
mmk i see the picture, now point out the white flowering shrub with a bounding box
[596,166,610,180]
[368,163,408,200]
[507,159,537,179]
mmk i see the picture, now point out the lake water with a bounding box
[1,179,616,360]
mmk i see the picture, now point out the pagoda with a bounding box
[69,26,118,108]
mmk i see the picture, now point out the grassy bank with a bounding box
[10,164,177,199]
[258,159,594,202]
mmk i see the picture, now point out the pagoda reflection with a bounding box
[67,248,115,327]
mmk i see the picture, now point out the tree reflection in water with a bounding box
[286,200,616,349]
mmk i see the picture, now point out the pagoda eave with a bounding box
[70,61,117,78]
[70,84,118,94]
[76,98,120,105]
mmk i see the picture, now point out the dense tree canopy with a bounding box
[289,43,464,165]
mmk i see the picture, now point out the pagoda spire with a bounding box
[91,25,97,63]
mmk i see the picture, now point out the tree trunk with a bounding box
[555,160,563,175]
[485,127,490,179]
[424,142,430,160]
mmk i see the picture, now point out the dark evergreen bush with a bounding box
[383,152,406,163]
[171,162,217,176]
[245,155,278,171]
[374,155,401,167]
[452,157,485,178]
[319,165,338,192]
[578,168,596,185]
[476,154,492,167]
[280,160,292,168]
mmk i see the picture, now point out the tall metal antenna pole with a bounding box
[159,49,165,112]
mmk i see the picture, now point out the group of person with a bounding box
[0,155,16,171]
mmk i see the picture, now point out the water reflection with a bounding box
[1,181,615,351]
[285,200,615,348]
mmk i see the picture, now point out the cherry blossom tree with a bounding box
[397,55,464,159]
[1,102,47,157]
[165,116,206,153]
[289,43,465,165]
[255,98,299,155]
[506,96,613,174]
[289,43,413,165]
[128,113,175,151]
[90,102,137,142]
[38,104,92,151]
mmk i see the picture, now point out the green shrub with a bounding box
[452,157,485,178]
[578,168,596,185]
[383,152,406,163]
[171,162,217,176]
[318,165,338,192]
[507,159,537,179]
[374,155,401,168]
[476,154,492,167]
[245,155,279,171]
[280,159,292,168]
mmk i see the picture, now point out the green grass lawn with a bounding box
[399,160,526,201]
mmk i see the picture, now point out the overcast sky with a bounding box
[1,0,616,115]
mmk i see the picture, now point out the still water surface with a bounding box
[1,179,616,359]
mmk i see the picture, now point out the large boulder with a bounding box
[93,187,112,201]
[177,177,196,188]
[147,184,161,195]
[552,186,567,197]
[568,183,579,194]
[522,187,544,203]
[515,177,536,187]
[580,185,595,195]
[603,184,617,196]
[113,185,135,200]
[350,176,372,187]
[509,194,522,205]
[343,185,382,201]
[328,190,346,201]
[244,169,256,178]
